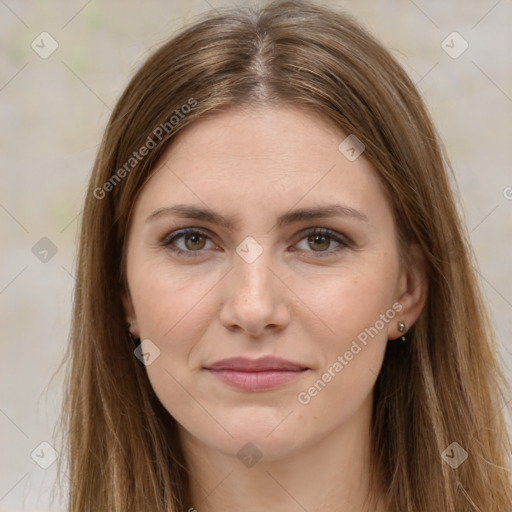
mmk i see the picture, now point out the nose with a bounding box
[219,247,291,337]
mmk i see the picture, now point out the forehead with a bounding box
[164,105,346,174]
[132,106,391,227]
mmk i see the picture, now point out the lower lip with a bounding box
[206,369,308,391]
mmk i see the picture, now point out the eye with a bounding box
[160,227,349,259]
[292,228,348,256]
[161,228,217,257]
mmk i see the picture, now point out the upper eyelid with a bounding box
[162,227,211,242]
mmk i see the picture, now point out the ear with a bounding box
[122,289,139,338]
[389,243,428,339]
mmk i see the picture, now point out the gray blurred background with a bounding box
[1,1,511,510]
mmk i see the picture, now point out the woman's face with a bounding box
[123,106,421,462]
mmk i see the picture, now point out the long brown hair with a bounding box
[60,1,512,510]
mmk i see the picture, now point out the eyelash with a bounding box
[160,227,349,258]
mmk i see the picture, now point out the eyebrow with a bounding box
[145,203,368,229]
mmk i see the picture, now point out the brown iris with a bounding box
[184,233,207,251]
[308,234,330,251]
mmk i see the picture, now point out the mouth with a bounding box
[204,356,309,392]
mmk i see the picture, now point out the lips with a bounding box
[206,356,308,372]
[204,356,309,392]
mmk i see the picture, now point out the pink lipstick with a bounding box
[205,356,309,392]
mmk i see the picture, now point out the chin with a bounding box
[213,408,307,460]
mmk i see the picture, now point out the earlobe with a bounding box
[121,291,138,335]
[391,243,428,339]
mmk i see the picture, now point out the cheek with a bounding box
[129,254,220,342]
[130,266,218,429]
[291,257,398,412]
[128,260,222,416]
[292,254,399,345]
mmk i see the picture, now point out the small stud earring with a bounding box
[398,321,406,342]
[128,331,140,348]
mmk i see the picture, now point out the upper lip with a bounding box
[205,356,308,372]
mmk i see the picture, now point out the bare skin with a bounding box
[123,106,427,512]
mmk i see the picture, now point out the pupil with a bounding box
[308,234,329,251]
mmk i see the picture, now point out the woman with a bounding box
[61,1,512,510]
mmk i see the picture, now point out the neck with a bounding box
[179,394,387,512]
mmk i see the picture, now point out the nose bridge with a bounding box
[219,238,290,335]
[232,244,274,303]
